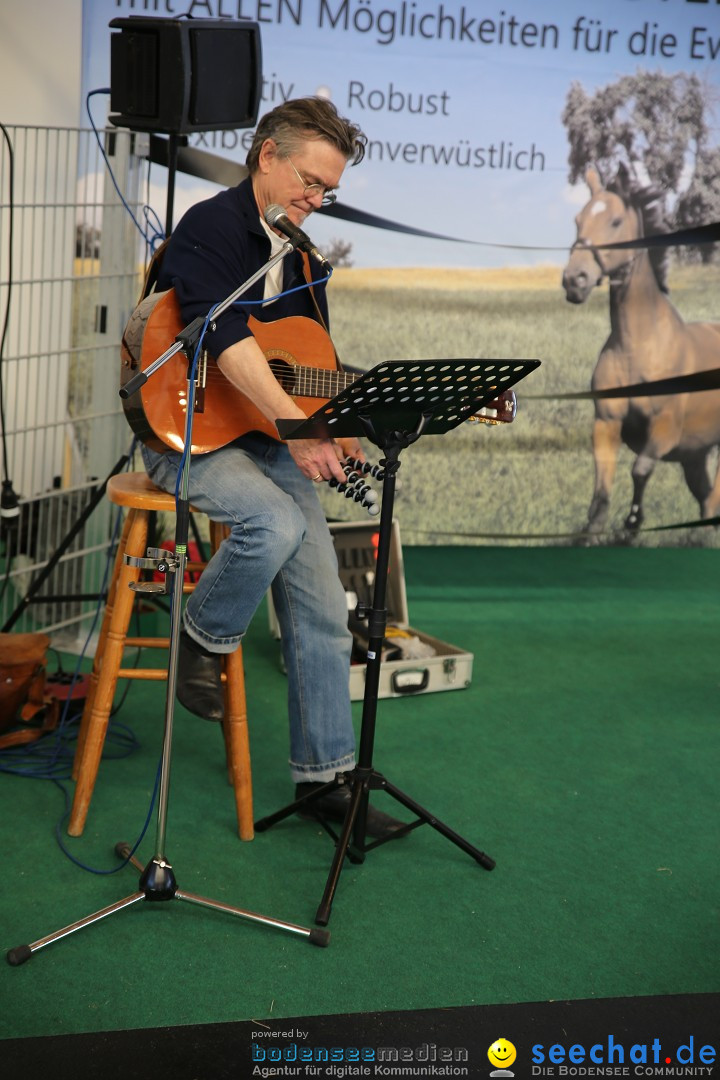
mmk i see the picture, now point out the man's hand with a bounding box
[217,338,365,485]
[288,436,360,485]
[336,437,365,465]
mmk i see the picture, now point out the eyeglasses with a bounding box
[286,157,337,206]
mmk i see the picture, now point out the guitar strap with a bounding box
[139,238,170,303]
[120,239,171,381]
[300,251,344,373]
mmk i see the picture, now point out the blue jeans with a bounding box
[141,436,355,783]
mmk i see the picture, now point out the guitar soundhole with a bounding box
[269,358,296,394]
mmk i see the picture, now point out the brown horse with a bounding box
[562,165,720,537]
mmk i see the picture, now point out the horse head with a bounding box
[562,165,644,304]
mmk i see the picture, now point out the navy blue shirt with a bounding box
[157,177,330,358]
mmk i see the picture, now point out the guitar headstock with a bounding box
[466,389,517,426]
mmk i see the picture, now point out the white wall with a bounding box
[1,1,83,127]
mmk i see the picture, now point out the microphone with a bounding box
[264,204,332,274]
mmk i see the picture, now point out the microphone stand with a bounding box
[7,240,331,966]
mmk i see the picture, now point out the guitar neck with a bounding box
[289,365,358,399]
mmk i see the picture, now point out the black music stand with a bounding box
[254,355,541,925]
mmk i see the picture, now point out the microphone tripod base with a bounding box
[6,843,329,966]
[139,856,177,900]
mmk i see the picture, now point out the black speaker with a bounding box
[109,17,262,135]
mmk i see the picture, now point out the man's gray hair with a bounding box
[246,96,366,174]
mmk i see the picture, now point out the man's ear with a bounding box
[257,138,277,174]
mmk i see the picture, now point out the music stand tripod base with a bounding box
[257,356,541,925]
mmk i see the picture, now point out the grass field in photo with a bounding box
[321,262,720,547]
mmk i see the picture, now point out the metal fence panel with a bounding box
[0,124,147,645]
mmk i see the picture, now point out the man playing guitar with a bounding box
[140,97,404,837]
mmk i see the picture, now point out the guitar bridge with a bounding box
[193,350,208,413]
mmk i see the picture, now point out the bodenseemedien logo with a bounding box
[489,1038,517,1077]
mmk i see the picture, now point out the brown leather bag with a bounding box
[0,632,60,748]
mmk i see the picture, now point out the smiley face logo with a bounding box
[488,1039,517,1071]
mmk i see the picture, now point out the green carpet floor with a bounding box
[1,546,718,1041]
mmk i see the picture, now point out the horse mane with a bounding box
[606,165,671,294]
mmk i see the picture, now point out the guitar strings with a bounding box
[198,358,357,397]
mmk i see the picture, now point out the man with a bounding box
[141,97,401,836]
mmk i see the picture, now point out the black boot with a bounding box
[176,629,224,722]
[294,776,408,839]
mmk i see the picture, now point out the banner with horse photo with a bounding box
[81,1,720,547]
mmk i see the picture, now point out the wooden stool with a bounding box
[69,472,253,840]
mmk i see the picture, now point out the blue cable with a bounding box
[235,273,333,309]
[173,306,218,502]
[54,762,161,875]
[85,88,165,254]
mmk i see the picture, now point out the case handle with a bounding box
[391,668,430,695]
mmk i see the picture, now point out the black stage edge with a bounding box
[3,993,718,1079]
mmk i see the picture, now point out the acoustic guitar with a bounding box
[120,288,515,454]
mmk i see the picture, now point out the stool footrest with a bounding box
[117,668,170,681]
[125,636,171,648]
[116,664,229,684]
